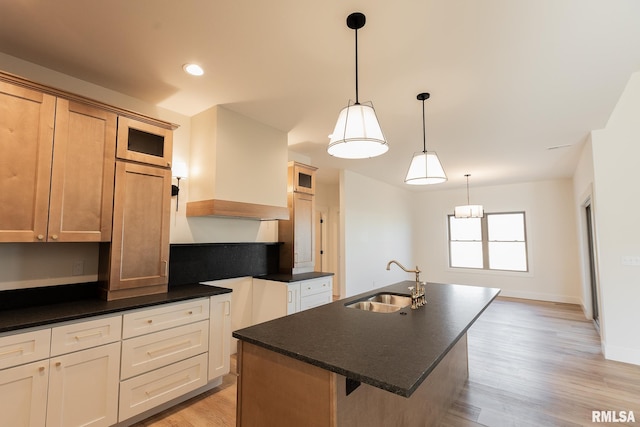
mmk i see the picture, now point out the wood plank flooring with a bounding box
[133,297,640,426]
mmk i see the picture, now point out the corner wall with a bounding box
[590,71,640,365]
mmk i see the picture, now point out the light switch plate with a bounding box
[621,256,640,266]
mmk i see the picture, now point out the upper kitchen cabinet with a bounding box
[291,162,316,195]
[48,99,116,242]
[99,162,171,300]
[116,116,173,168]
[186,106,289,220]
[0,78,116,243]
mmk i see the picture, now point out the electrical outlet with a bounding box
[72,260,84,276]
[621,256,640,266]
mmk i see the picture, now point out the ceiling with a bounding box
[2,0,639,190]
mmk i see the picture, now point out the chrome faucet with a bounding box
[386,260,426,309]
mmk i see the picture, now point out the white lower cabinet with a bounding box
[208,293,231,381]
[120,320,209,380]
[0,359,49,427]
[119,353,208,421]
[252,276,333,323]
[0,293,233,427]
[46,342,121,427]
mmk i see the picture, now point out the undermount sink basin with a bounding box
[345,292,412,313]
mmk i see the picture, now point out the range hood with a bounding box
[186,199,288,221]
[185,105,289,221]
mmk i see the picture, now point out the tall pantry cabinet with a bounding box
[278,162,317,274]
[99,117,174,301]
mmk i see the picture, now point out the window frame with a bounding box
[447,211,529,273]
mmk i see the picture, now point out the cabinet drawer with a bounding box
[300,292,333,312]
[0,329,51,370]
[51,315,122,356]
[122,298,209,339]
[299,278,332,298]
[118,353,208,421]
[121,320,209,380]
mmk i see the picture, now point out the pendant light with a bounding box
[404,93,447,185]
[454,174,484,218]
[328,12,388,159]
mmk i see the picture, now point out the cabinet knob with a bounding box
[37,234,44,241]
[51,234,58,240]
[39,366,46,372]
[55,361,62,367]
[147,319,153,324]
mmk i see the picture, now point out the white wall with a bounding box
[590,72,640,365]
[414,179,582,304]
[341,170,415,297]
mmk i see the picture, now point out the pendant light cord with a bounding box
[465,174,471,205]
[421,98,427,153]
[354,27,359,105]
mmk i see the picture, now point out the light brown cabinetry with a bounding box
[100,161,171,300]
[0,81,116,243]
[278,162,317,274]
[116,116,173,168]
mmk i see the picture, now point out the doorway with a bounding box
[584,200,599,328]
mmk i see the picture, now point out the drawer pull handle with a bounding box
[55,362,62,367]
[187,311,193,315]
[0,347,24,357]
[146,339,192,357]
[74,331,103,341]
[38,366,46,372]
[145,375,190,397]
[147,320,153,324]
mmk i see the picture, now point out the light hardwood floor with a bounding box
[133,298,640,426]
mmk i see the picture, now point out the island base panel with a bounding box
[236,335,468,426]
[236,341,336,427]
[335,334,468,426]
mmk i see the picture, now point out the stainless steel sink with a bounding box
[345,292,412,313]
[368,293,412,307]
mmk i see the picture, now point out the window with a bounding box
[448,212,528,272]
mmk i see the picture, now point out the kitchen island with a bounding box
[233,281,500,426]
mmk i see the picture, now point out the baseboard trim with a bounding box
[498,289,582,305]
[603,343,640,366]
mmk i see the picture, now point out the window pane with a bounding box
[450,242,483,268]
[450,217,482,241]
[488,213,525,241]
[489,242,527,271]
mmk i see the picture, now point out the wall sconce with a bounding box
[172,161,188,212]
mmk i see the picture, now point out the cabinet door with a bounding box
[292,162,316,195]
[107,161,171,294]
[0,360,49,427]
[0,81,55,242]
[116,116,173,168]
[47,342,120,427]
[293,192,314,271]
[209,293,231,380]
[48,99,116,242]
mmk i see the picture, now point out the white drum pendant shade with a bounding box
[328,103,388,159]
[454,205,484,218]
[404,151,447,185]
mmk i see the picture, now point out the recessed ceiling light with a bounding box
[183,63,204,76]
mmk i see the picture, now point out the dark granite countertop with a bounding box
[0,283,231,334]
[257,271,334,283]
[233,281,500,397]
